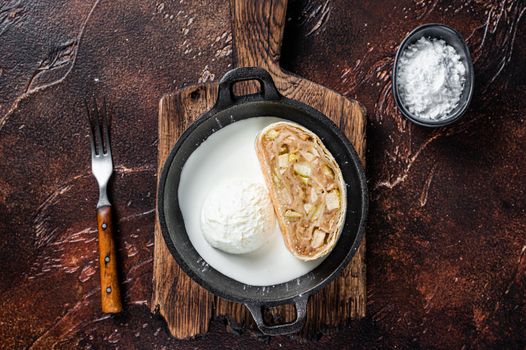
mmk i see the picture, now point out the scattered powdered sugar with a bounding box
[397,37,466,120]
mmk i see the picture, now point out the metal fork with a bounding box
[86,98,122,313]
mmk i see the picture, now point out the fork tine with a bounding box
[102,97,111,156]
[92,97,103,156]
[85,98,97,156]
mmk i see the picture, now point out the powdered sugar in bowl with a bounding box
[392,24,474,127]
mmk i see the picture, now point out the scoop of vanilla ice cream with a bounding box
[200,179,276,254]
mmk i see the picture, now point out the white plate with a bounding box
[178,117,325,286]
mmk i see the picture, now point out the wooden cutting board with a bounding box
[151,0,366,339]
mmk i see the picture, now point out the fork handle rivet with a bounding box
[102,223,107,230]
[106,287,112,293]
[104,255,110,263]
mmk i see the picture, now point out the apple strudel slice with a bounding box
[256,121,346,260]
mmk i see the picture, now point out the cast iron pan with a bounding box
[158,67,368,335]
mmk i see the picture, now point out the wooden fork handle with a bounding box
[97,205,123,313]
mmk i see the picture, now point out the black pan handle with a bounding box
[245,295,308,336]
[216,67,281,109]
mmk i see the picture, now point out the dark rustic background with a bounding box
[0,0,525,349]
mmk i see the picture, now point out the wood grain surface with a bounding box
[152,85,218,339]
[151,0,366,339]
[1,0,525,348]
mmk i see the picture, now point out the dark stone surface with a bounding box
[0,0,525,349]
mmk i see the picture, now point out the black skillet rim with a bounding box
[392,23,475,127]
[158,79,368,306]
